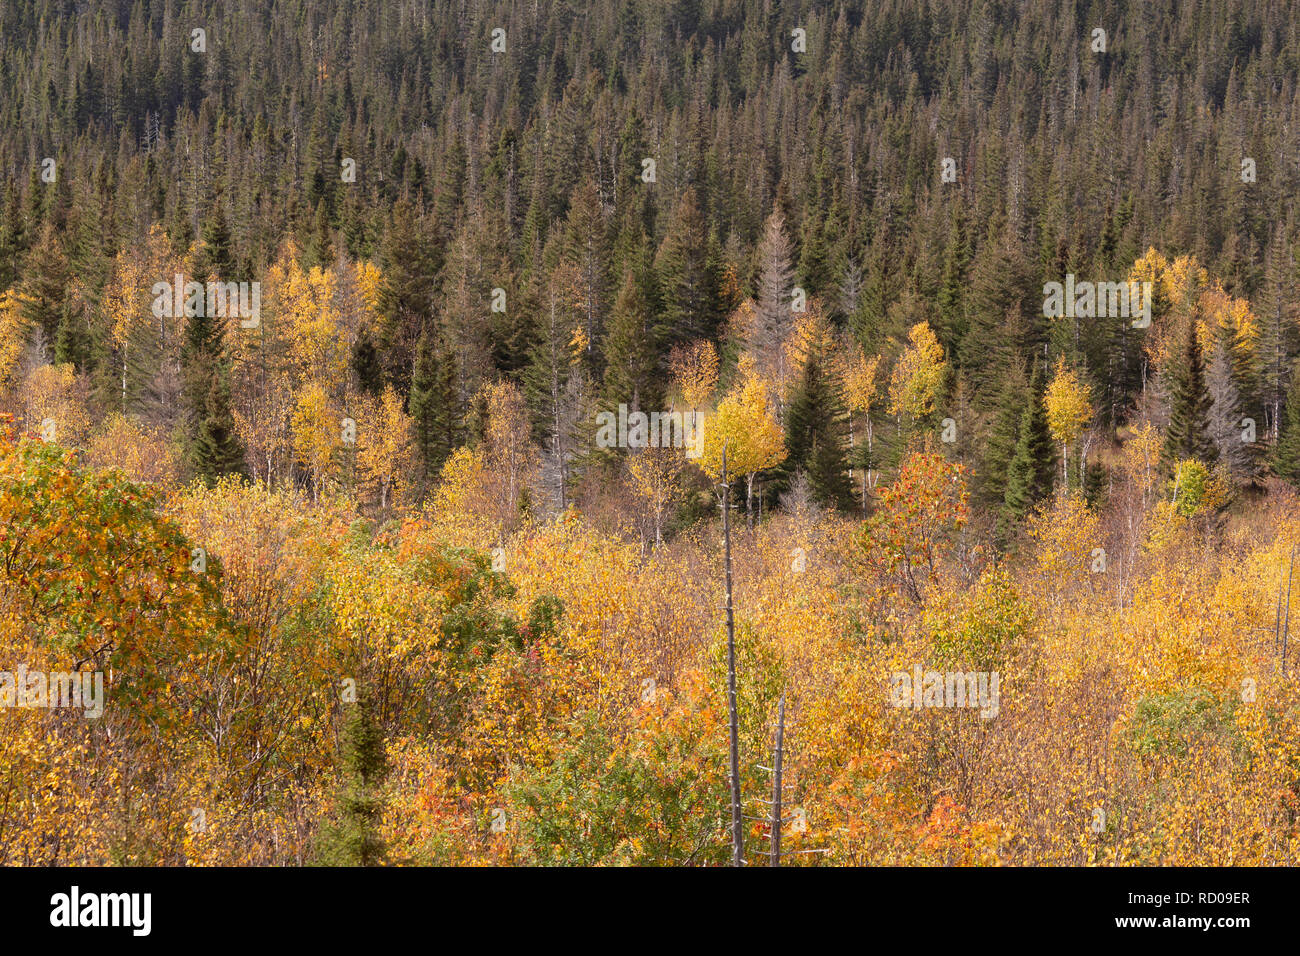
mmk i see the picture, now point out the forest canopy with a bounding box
[2,0,1300,867]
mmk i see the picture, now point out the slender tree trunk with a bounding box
[1284,547,1295,673]
[1276,551,1287,652]
[721,446,742,867]
[745,473,754,530]
[769,693,785,867]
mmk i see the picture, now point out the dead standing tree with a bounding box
[720,443,743,867]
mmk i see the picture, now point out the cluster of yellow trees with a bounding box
[0,229,414,510]
[1,246,1298,866]
[1,410,1297,865]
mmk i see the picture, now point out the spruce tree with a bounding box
[377,203,438,391]
[312,698,389,867]
[190,206,236,281]
[978,365,1028,508]
[0,178,25,291]
[351,328,383,397]
[193,376,247,482]
[177,204,247,481]
[602,264,660,412]
[1162,319,1218,466]
[408,327,458,490]
[778,349,852,511]
[19,223,70,345]
[935,211,971,355]
[653,188,722,350]
[1002,368,1055,524]
[1274,362,1300,488]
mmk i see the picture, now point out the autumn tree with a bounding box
[481,380,539,539]
[839,345,882,512]
[701,356,787,527]
[669,339,719,412]
[358,384,414,511]
[889,321,947,428]
[291,380,340,501]
[861,449,970,605]
[1044,359,1093,490]
[627,445,684,549]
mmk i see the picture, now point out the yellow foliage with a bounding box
[888,321,946,420]
[699,355,786,482]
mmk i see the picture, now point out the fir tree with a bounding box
[935,211,971,355]
[653,188,722,351]
[351,328,383,397]
[778,348,852,511]
[193,375,247,483]
[1002,367,1055,524]
[312,698,389,867]
[378,203,439,392]
[180,215,245,482]
[1274,361,1300,489]
[1162,319,1218,466]
[190,205,236,281]
[408,326,458,491]
[978,365,1028,508]
[602,264,660,412]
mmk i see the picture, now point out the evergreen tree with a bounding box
[978,364,1028,508]
[935,211,971,356]
[1274,361,1300,489]
[18,222,70,347]
[0,178,26,291]
[190,205,236,281]
[378,202,439,392]
[653,188,722,351]
[312,697,389,867]
[1162,319,1218,466]
[602,263,660,412]
[960,215,1038,411]
[193,375,247,482]
[777,348,852,510]
[180,238,244,483]
[408,326,458,491]
[351,328,383,397]
[1002,367,1056,524]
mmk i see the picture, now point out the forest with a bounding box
[2,0,1300,866]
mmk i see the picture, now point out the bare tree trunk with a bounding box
[722,446,742,867]
[1284,547,1295,673]
[769,694,785,867]
[745,473,754,530]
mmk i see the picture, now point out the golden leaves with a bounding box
[699,357,786,480]
[888,321,946,420]
[1044,358,1093,446]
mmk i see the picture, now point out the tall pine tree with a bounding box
[1162,319,1217,466]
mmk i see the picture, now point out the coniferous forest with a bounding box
[4,0,1300,892]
